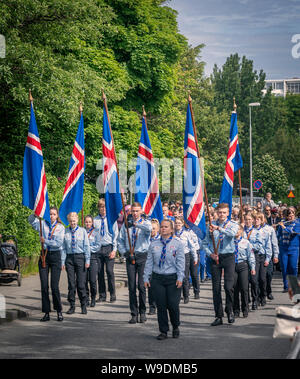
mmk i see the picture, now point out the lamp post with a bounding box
[249,102,260,206]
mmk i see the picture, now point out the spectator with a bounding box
[262,192,277,210]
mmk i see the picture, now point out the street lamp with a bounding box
[249,102,260,206]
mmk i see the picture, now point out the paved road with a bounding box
[0,263,293,359]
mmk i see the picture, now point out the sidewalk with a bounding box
[0,260,127,324]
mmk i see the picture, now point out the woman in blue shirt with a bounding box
[144,219,185,340]
[28,206,65,322]
[84,215,101,307]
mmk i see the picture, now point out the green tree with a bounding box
[252,154,288,200]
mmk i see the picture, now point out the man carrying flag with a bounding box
[135,107,163,222]
[219,109,243,218]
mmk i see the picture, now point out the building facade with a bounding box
[262,78,300,97]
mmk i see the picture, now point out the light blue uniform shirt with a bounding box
[175,228,198,263]
[86,227,101,254]
[117,219,152,255]
[143,237,185,283]
[243,227,263,253]
[94,215,119,251]
[257,225,273,263]
[28,214,65,252]
[203,219,239,257]
[235,237,256,271]
[61,226,90,266]
[264,224,279,259]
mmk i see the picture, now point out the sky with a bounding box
[168,0,300,79]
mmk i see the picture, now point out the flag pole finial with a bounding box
[188,91,192,103]
[102,89,106,101]
[233,97,237,113]
[79,101,83,115]
[29,89,33,104]
[142,105,147,118]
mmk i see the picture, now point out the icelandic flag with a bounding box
[183,104,206,239]
[135,116,163,222]
[59,114,85,225]
[102,105,123,234]
[219,112,243,216]
[22,103,51,224]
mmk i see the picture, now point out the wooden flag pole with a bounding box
[233,97,244,224]
[102,91,134,264]
[29,89,47,268]
[79,102,84,227]
[188,92,219,264]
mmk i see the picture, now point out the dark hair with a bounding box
[50,206,61,223]
[84,214,94,223]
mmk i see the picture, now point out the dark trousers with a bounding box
[233,262,250,313]
[251,253,267,302]
[182,254,190,299]
[151,273,181,334]
[190,251,200,295]
[266,259,274,296]
[38,250,62,313]
[97,245,115,299]
[148,275,156,310]
[65,254,87,307]
[126,253,147,317]
[211,253,235,318]
[86,253,98,299]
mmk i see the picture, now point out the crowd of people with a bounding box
[27,192,300,341]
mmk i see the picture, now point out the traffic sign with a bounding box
[288,190,295,198]
[253,179,263,190]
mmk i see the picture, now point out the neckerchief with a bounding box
[244,226,253,240]
[99,215,106,237]
[218,219,230,250]
[87,227,95,238]
[234,236,243,263]
[48,221,58,240]
[70,226,79,252]
[175,228,184,238]
[132,218,142,248]
[159,236,173,268]
[151,233,160,242]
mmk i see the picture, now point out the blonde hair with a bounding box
[67,212,78,221]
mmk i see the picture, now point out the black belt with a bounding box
[152,272,177,280]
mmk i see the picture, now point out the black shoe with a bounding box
[267,294,274,300]
[283,288,288,293]
[148,308,156,315]
[86,299,90,307]
[184,297,189,304]
[194,293,200,299]
[140,314,147,323]
[90,298,96,307]
[234,311,240,318]
[227,313,235,324]
[156,333,168,340]
[172,328,180,338]
[128,316,137,324]
[40,313,50,322]
[252,301,257,311]
[57,312,64,322]
[81,305,87,315]
[110,295,116,303]
[211,317,223,326]
[260,298,266,307]
[97,297,106,303]
[66,306,75,315]
[243,310,248,318]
